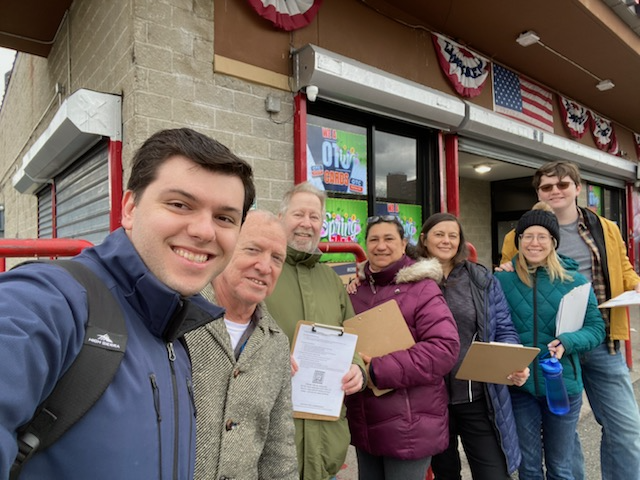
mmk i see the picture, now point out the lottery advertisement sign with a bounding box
[306,124,368,195]
[374,202,422,246]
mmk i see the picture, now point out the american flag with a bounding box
[493,64,554,133]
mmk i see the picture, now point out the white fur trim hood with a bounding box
[357,257,443,284]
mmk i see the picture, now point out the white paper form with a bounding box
[555,282,592,336]
[291,323,357,419]
[598,290,640,309]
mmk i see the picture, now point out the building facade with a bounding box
[0,0,639,269]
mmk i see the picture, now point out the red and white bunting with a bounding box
[432,33,489,98]
[558,95,589,139]
[590,111,619,155]
[246,0,323,31]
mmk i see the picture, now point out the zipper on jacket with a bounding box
[166,342,179,480]
[532,271,540,397]
[368,275,377,294]
[149,374,163,480]
[186,378,196,470]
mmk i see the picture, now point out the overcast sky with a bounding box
[0,47,17,104]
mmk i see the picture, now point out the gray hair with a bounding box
[278,182,327,216]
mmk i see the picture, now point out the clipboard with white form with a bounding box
[343,299,416,397]
[290,321,358,421]
[598,290,640,308]
[555,282,592,336]
[455,342,540,385]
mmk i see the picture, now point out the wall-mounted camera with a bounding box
[305,85,318,102]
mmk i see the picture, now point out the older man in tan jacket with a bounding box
[187,210,297,480]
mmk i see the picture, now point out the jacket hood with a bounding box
[358,255,443,285]
[558,254,580,272]
[395,257,443,284]
[285,245,322,268]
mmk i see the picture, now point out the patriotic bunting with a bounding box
[247,0,322,31]
[634,133,640,160]
[432,33,489,98]
[590,111,619,155]
[492,64,554,133]
[558,95,589,139]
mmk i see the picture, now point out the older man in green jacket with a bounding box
[265,182,366,480]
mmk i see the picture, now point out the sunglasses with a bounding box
[537,181,573,193]
[367,215,402,225]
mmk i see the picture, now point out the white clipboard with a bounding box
[290,321,357,421]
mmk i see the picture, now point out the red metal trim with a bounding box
[467,242,478,263]
[293,92,307,184]
[625,183,634,369]
[109,139,123,231]
[0,238,93,258]
[437,132,446,212]
[444,134,460,216]
[626,184,635,268]
[51,182,57,238]
[318,242,367,263]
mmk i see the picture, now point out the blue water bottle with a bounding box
[539,357,570,415]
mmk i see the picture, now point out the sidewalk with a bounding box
[337,306,640,480]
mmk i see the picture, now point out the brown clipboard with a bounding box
[343,299,416,396]
[455,341,540,385]
[291,321,357,421]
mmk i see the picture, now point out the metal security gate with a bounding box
[38,142,110,245]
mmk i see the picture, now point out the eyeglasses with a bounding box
[367,215,402,225]
[519,233,552,244]
[537,181,573,193]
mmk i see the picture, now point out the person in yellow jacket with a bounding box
[499,161,640,480]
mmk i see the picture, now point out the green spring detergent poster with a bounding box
[320,198,422,264]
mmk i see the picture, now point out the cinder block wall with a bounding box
[459,177,493,268]
[0,0,136,240]
[128,0,294,212]
[0,0,295,243]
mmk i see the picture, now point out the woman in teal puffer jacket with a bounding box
[495,203,604,480]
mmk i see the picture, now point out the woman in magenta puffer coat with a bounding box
[346,215,460,480]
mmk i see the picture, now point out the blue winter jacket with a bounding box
[451,261,522,474]
[495,255,605,397]
[0,228,224,479]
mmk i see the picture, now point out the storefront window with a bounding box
[305,101,438,252]
[374,131,417,205]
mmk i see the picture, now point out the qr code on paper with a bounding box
[312,370,325,384]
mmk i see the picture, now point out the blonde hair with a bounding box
[515,202,573,287]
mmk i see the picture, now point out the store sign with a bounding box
[306,125,368,195]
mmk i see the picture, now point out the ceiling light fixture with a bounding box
[473,164,492,174]
[596,79,615,91]
[515,30,614,92]
[516,30,541,47]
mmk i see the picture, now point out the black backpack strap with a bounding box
[10,260,127,479]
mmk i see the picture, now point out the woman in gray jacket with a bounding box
[420,213,528,480]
